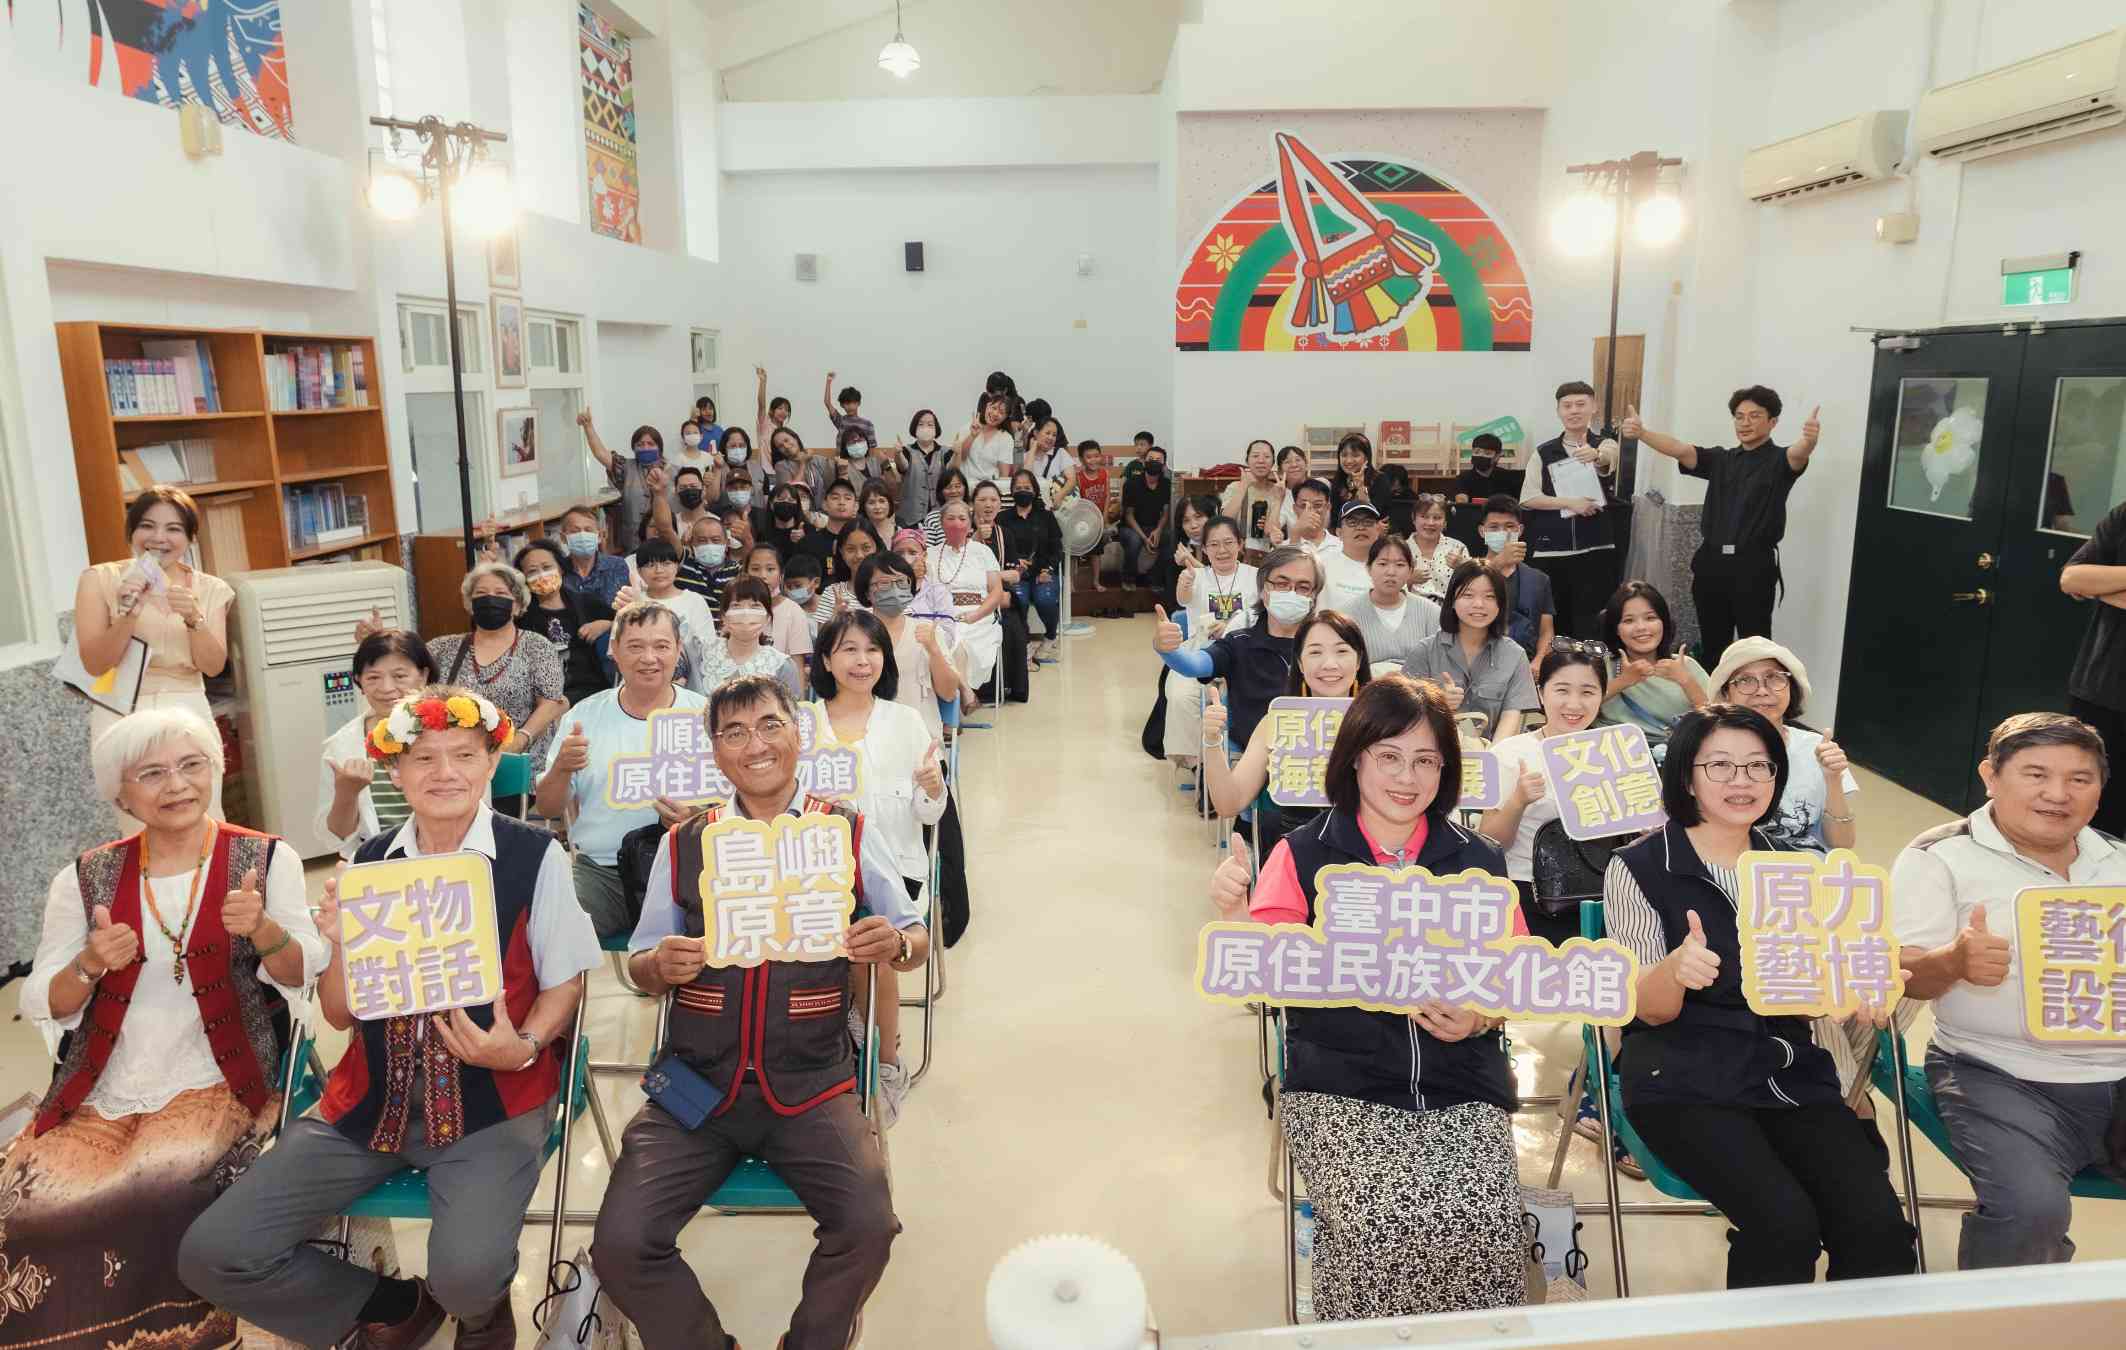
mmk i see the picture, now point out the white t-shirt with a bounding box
[545,684,710,865]
[1030,446,1079,494]
[927,541,1002,626]
[1489,731,1560,880]
[1185,562,1259,641]
[1318,549,1371,614]
[960,427,1016,485]
[1765,726,1860,854]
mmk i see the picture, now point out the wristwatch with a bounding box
[895,931,913,967]
[513,1030,541,1072]
[73,955,105,984]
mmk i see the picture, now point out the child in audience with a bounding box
[782,551,826,641]
[754,364,792,451]
[693,394,724,453]
[618,536,715,662]
[824,372,878,451]
[817,520,886,625]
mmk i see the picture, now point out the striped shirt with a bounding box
[369,763,414,834]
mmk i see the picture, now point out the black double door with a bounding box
[1839,319,2126,812]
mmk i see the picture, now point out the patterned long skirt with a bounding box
[1280,1092,1526,1321]
[0,1084,271,1350]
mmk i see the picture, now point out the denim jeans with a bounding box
[1013,576,1060,639]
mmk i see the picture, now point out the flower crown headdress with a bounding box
[368,691,513,761]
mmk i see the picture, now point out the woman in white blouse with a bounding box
[926,500,1005,709]
[1409,493,1471,601]
[1164,516,1258,769]
[813,609,948,1125]
[316,628,435,859]
[953,391,1017,488]
[12,708,325,1349]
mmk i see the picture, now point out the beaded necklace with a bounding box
[141,819,217,984]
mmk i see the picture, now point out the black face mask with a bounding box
[470,595,515,631]
[1145,462,1165,479]
[676,488,705,510]
[1012,490,1037,508]
[1472,456,1496,473]
[773,502,799,523]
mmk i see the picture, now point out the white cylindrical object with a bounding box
[987,1234,1148,1350]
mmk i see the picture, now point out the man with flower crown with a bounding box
[181,684,601,1350]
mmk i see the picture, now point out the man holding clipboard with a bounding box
[1523,380,1624,639]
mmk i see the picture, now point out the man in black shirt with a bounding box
[1452,433,1524,504]
[1121,446,1174,580]
[2061,500,2126,834]
[1624,385,1821,662]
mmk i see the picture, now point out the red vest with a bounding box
[35,826,283,1136]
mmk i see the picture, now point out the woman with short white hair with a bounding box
[9,708,323,1349]
[424,562,568,772]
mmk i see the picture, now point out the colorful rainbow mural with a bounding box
[1176,132,1531,353]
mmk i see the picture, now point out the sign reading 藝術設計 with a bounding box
[2003,267,2074,308]
[336,850,504,1021]
[2014,884,2126,1043]
[1196,864,1639,1024]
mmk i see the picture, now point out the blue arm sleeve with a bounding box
[1160,646,1216,678]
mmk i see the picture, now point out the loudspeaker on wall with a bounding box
[905,241,925,272]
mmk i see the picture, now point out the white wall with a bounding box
[719,95,1161,172]
[722,164,1170,448]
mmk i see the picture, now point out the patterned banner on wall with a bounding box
[579,3,641,244]
[1176,131,1529,353]
[6,0,292,140]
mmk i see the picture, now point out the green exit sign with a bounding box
[2003,264,2075,307]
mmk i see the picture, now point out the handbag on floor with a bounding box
[535,1251,629,1350]
[1530,820,1635,919]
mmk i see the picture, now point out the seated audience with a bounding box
[1409,492,1471,601]
[892,527,960,650]
[1478,496,1554,664]
[920,467,972,548]
[517,538,615,706]
[557,503,631,609]
[1604,703,1914,1289]
[1284,478,1335,556]
[1453,432,1523,503]
[1600,580,1709,744]
[183,688,596,1350]
[425,561,568,769]
[972,484,1033,702]
[694,576,804,698]
[1202,611,1373,850]
[816,518,888,625]
[535,602,708,938]
[1220,439,1287,556]
[954,390,1016,487]
[744,542,815,661]
[1317,501,1380,608]
[1120,445,1174,582]
[1893,712,2126,1269]
[1347,535,1442,670]
[929,500,1006,707]
[1000,467,1065,659]
[782,551,827,639]
[1273,444,1310,539]
[1706,637,1855,853]
[593,676,927,1348]
[860,480,899,540]
[1403,561,1538,741]
[825,374,879,453]
[1480,640,1611,944]
[896,408,952,526]
[1155,544,1321,750]
[1209,675,1526,1317]
[1026,416,1078,501]
[675,513,743,624]
[73,486,234,824]
[14,709,322,1350]
[1158,491,1220,614]
[1164,515,1255,770]
[655,464,717,548]
[317,628,436,858]
[619,536,716,658]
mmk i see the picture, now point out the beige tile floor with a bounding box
[10,615,2126,1346]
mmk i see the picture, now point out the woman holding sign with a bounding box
[12,707,322,1349]
[1209,675,1527,1319]
[1201,611,1373,850]
[1601,703,1913,1289]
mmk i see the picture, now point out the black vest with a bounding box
[1524,434,1616,556]
[1612,822,1840,1110]
[1280,809,1517,1115]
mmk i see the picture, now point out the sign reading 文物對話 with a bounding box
[1542,723,1664,842]
[1737,850,1904,1019]
[337,851,504,1022]
[606,703,861,810]
[1197,865,1639,1024]
[696,813,858,969]
[2015,885,2126,1043]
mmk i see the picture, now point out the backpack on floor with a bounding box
[1141,667,1170,760]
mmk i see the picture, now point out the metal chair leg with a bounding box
[1282,1127,1300,1324]
[1591,1029,1631,1298]
[546,982,587,1278]
[1888,1032,1928,1273]
[1545,1050,1587,1190]
[586,1076,619,1167]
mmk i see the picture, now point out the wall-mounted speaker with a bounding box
[795,253,819,282]
[905,241,925,273]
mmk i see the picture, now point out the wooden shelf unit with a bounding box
[56,322,398,574]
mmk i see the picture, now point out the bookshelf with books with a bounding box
[57,323,398,576]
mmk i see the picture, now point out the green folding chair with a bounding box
[489,752,535,820]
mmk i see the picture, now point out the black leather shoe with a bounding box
[354,1279,445,1350]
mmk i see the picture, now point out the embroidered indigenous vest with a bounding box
[35,826,284,1136]
[320,814,560,1151]
[667,796,866,1116]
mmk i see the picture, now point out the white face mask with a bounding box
[722,605,768,636]
[844,443,867,459]
[1264,591,1312,625]
[682,432,702,449]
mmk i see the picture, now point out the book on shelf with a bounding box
[266,342,374,412]
[139,340,222,414]
[119,438,221,490]
[197,493,253,575]
[102,357,197,415]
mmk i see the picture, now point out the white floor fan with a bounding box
[1054,496,1106,640]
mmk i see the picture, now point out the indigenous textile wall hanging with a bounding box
[580,3,642,245]
[1177,132,1529,353]
[5,0,292,140]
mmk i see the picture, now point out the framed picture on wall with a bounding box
[498,406,540,479]
[492,293,527,389]
[488,226,522,291]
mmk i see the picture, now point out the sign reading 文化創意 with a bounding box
[1541,723,1664,841]
[337,851,504,1022]
[1737,850,1904,1019]
[1197,864,1639,1024]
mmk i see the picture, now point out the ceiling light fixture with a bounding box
[878,0,919,78]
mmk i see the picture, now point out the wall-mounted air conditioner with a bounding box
[228,561,410,858]
[1744,111,1907,202]
[1915,26,2124,162]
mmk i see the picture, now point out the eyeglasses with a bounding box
[1731,410,1771,423]
[1550,638,1610,659]
[1695,758,1777,783]
[1415,493,1447,504]
[1726,672,1792,695]
[1365,746,1445,779]
[1262,577,1318,596]
[712,716,791,750]
[130,754,214,790]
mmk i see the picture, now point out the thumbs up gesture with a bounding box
[1211,832,1255,921]
[1152,604,1184,654]
[85,903,140,975]
[1669,909,1721,990]
[1436,676,1465,712]
[1798,404,1822,452]
[222,867,267,938]
[915,739,945,797]
[1200,685,1228,744]
[555,721,591,773]
[1618,404,1644,441]
[1954,903,2013,987]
